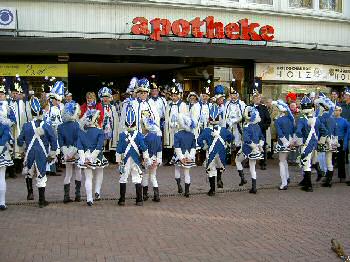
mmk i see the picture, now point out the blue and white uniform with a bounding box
[116,104,150,206]
[58,101,82,202]
[235,105,264,194]
[0,108,14,209]
[77,109,108,206]
[17,100,57,189]
[172,114,196,197]
[273,100,295,189]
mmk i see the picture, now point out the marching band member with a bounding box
[119,77,137,134]
[314,94,337,187]
[149,78,167,132]
[197,105,233,196]
[212,84,227,187]
[116,105,150,206]
[78,109,108,206]
[98,86,119,161]
[0,86,15,210]
[164,80,188,164]
[196,80,212,165]
[9,76,32,176]
[17,97,57,208]
[295,96,327,192]
[187,91,201,141]
[141,117,162,202]
[46,80,64,176]
[235,105,264,194]
[58,101,82,203]
[272,100,295,190]
[173,114,196,198]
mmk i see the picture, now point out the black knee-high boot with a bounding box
[63,184,73,203]
[312,163,324,182]
[143,186,149,201]
[75,180,81,202]
[38,187,49,208]
[26,178,34,200]
[184,183,190,198]
[238,170,247,186]
[249,179,257,194]
[118,183,126,206]
[301,171,313,192]
[322,170,333,187]
[208,177,215,196]
[175,178,183,193]
[135,183,143,206]
[217,169,223,188]
[152,187,160,202]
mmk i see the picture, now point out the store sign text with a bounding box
[131,16,274,41]
[255,63,350,84]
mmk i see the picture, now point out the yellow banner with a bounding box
[0,64,68,77]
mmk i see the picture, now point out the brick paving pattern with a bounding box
[0,160,349,261]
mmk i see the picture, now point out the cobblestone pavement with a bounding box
[1,159,350,262]
[0,183,349,262]
[6,158,346,203]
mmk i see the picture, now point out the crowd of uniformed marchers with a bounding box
[0,74,349,209]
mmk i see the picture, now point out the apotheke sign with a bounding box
[131,16,275,41]
[255,63,350,84]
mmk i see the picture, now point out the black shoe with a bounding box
[301,186,313,192]
[207,177,215,196]
[279,185,288,190]
[143,186,149,201]
[38,187,49,208]
[287,178,290,185]
[321,170,333,188]
[175,178,183,193]
[0,205,7,211]
[87,201,93,206]
[50,172,61,176]
[63,184,73,203]
[26,178,34,200]
[249,179,257,194]
[74,180,81,202]
[94,192,101,201]
[152,187,160,202]
[184,183,190,198]
[217,169,223,188]
[135,183,143,206]
[238,170,247,186]
[118,183,126,206]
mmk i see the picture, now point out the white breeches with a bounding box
[207,155,224,177]
[0,167,6,206]
[142,167,158,188]
[235,154,257,179]
[325,151,333,171]
[302,151,318,172]
[84,168,104,203]
[64,163,82,185]
[175,166,191,184]
[278,152,289,188]
[119,158,142,184]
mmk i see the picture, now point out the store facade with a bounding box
[0,0,349,102]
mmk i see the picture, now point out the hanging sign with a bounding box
[255,63,350,84]
[0,64,68,77]
[131,16,274,42]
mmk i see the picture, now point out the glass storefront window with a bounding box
[214,66,245,98]
[289,0,313,8]
[247,0,273,4]
[262,84,332,103]
[320,0,342,12]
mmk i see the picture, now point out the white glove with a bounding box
[174,148,185,161]
[78,150,85,165]
[319,136,326,144]
[250,143,258,151]
[90,150,100,162]
[280,137,290,148]
[61,146,68,157]
[294,137,303,146]
[48,150,56,160]
[115,153,122,163]
[157,152,163,165]
[0,146,4,153]
[190,148,196,161]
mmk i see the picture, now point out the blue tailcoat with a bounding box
[0,123,13,167]
[57,121,80,148]
[318,111,336,137]
[242,123,264,157]
[116,131,148,166]
[335,117,349,150]
[144,132,162,158]
[174,130,196,154]
[197,126,233,168]
[274,115,295,148]
[17,120,58,177]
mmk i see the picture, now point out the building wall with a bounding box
[2,0,350,51]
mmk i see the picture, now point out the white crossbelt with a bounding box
[301,116,316,157]
[23,121,48,165]
[124,131,139,156]
[208,126,225,156]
